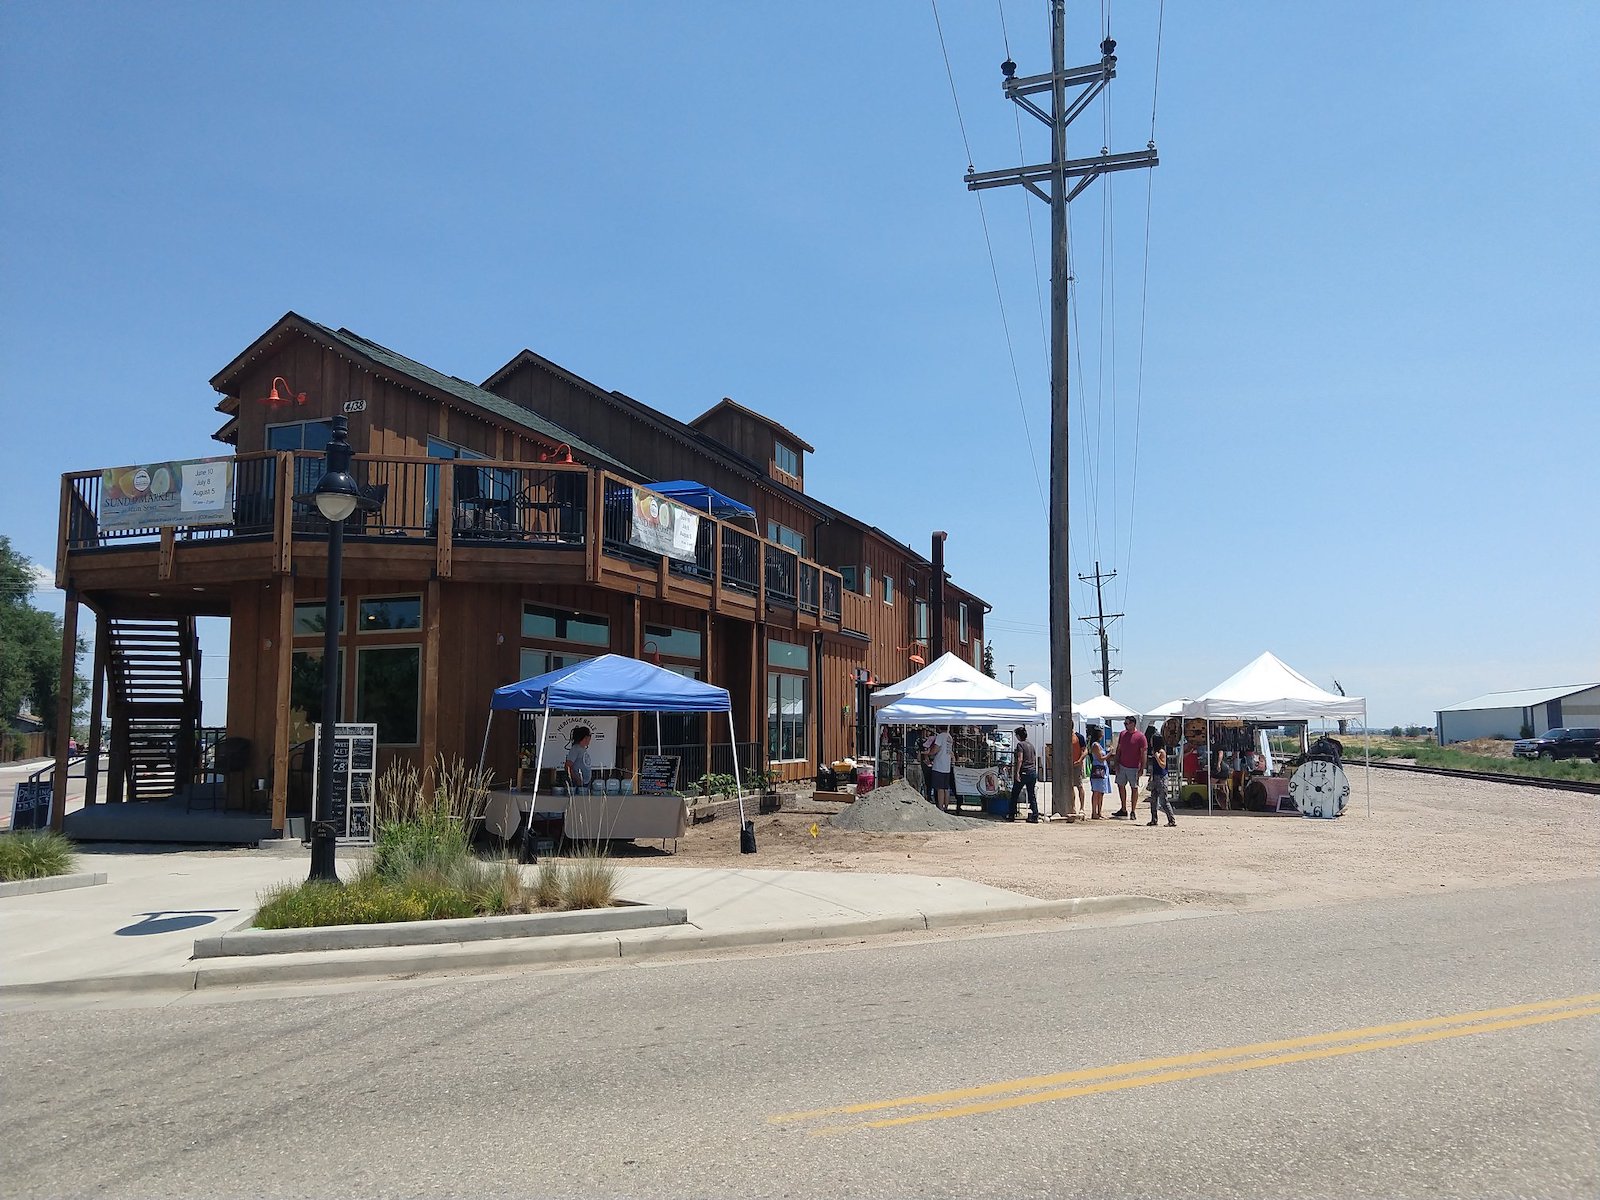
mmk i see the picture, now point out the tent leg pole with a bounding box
[521,708,552,864]
[728,710,747,827]
[655,713,661,757]
[1203,723,1216,819]
[476,712,494,779]
[1364,722,1371,818]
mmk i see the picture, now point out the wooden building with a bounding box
[50,312,989,837]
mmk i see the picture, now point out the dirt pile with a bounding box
[830,780,989,833]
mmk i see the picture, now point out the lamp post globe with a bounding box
[292,414,376,884]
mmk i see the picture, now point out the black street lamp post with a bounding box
[1008,664,1016,688]
[294,414,376,884]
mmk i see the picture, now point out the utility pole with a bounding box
[1076,560,1122,695]
[966,1,1156,812]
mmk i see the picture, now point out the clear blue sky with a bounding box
[3,1,1596,728]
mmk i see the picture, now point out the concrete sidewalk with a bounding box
[0,849,1168,999]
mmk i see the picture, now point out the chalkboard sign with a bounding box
[10,781,52,832]
[639,755,680,795]
[312,723,377,844]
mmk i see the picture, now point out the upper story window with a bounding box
[644,623,702,661]
[959,602,969,643]
[840,566,858,592]
[883,576,894,606]
[523,603,610,647]
[773,441,799,477]
[360,596,422,632]
[862,565,873,597]
[268,420,333,452]
[915,599,930,642]
[767,521,806,557]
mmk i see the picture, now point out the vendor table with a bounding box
[484,789,688,846]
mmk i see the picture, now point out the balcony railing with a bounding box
[62,453,846,627]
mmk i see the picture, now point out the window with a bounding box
[959,602,969,644]
[840,566,857,592]
[294,600,344,636]
[915,599,930,642]
[883,576,894,606]
[767,640,810,670]
[862,565,873,597]
[356,646,420,745]
[267,420,333,452]
[523,604,610,647]
[643,623,702,660]
[766,521,806,557]
[767,674,809,763]
[359,596,421,632]
[520,649,593,680]
[289,649,343,725]
[773,441,799,477]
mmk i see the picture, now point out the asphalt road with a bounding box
[4,879,1596,1199]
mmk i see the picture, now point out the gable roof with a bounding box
[690,397,814,453]
[210,313,635,475]
[1437,683,1600,713]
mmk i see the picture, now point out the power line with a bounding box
[930,0,1047,512]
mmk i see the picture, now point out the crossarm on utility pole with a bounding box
[964,149,1159,195]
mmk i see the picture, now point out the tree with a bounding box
[0,537,83,745]
[980,640,996,679]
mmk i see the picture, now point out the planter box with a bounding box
[193,902,688,958]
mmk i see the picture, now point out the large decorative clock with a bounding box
[1289,759,1350,819]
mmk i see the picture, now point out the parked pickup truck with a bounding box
[1511,727,1600,762]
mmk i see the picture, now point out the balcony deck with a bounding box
[60,453,853,632]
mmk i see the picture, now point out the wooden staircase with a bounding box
[105,617,202,803]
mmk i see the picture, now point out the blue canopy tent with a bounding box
[479,654,748,850]
[645,480,756,521]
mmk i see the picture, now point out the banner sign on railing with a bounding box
[628,488,699,563]
[99,457,236,531]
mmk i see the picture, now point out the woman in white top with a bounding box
[931,727,955,811]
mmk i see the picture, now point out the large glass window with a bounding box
[522,604,610,647]
[766,521,806,557]
[520,649,593,680]
[767,673,809,763]
[773,442,799,477]
[267,420,333,452]
[356,646,420,745]
[289,649,343,731]
[643,623,702,660]
[767,640,810,671]
[359,596,421,632]
[294,600,344,636]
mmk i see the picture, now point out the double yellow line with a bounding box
[770,992,1600,1135]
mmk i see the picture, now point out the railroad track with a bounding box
[1363,758,1600,795]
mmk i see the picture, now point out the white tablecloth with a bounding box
[484,790,688,842]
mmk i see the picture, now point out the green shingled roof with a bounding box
[307,320,636,476]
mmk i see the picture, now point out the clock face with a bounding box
[1289,760,1350,819]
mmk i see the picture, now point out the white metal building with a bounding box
[1436,683,1600,744]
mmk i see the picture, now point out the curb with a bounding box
[0,872,108,899]
[193,905,688,958]
[0,894,1173,1001]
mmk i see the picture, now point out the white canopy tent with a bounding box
[871,654,1037,781]
[1181,652,1369,816]
[1145,698,1190,718]
[869,652,1019,709]
[1074,694,1141,723]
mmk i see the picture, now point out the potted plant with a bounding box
[753,767,782,813]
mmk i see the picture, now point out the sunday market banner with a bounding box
[99,457,235,530]
[629,487,699,564]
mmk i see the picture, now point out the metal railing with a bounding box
[447,463,587,547]
[798,561,820,615]
[821,571,842,623]
[764,543,797,605]
[721,526,760,595]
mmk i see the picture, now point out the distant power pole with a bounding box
[965,1,1156,807]
[1076,560,1122,695]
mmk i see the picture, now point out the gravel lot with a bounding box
[630,771,1599,911]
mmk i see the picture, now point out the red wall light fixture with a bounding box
[259,376,309,408]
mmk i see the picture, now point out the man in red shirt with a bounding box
[1111,715,1147,820]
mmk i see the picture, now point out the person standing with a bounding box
[1111,715,1147,820]
[1145,733,1176,826]
[930,726,955,812]
[564,726,594,791]
[1069,727,1087,820]
[1086,724,1111,818]
[1008,727,1040,823]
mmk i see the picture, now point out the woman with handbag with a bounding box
[1086,724,1112,819]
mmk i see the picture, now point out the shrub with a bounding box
[694,772,739,801]
[560,850,619,911]
[531,859,565,909]
[373,809,470,882]
[0,831,77,881]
